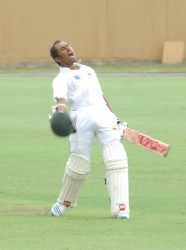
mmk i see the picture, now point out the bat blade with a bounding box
[123,128,170,157]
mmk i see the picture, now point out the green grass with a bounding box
[0,60,186,74]
[0,75,186,250]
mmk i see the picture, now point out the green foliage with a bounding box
[0,75,186,250]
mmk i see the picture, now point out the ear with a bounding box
[55,56,62,64]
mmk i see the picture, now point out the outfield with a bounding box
[0,74,186,250]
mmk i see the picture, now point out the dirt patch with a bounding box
[1,209,50,216]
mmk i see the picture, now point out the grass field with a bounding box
[0,73,186,250]
[0,60,186,74]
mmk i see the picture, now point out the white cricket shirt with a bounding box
[53,64,106,111]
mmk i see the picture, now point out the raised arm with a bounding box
[102,94,114,113]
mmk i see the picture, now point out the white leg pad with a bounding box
[103,141,129,217]
[57,153,90,208]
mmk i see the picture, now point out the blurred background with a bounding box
[0,0,185,65]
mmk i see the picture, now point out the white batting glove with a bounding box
[117,121,129,139]
[50,103,67,122]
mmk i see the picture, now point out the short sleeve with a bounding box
[52,75,67,102]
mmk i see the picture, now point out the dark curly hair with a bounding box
[50,40,61,65]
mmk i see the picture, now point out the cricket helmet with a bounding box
[50,112,74,137]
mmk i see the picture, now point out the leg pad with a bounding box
[57,153,90,207]
[103,141,129,217]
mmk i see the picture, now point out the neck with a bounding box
[70,63,80,70]
[60,59,81,70]
[60,63,80,70]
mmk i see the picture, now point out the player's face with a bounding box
[54,41,77,67]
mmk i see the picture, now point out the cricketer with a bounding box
[49,40,129,219]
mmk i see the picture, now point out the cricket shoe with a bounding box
[51,203,67,216]
[114,204,130,219]
[116,210,130,219]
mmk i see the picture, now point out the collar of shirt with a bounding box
[59,66,71,73]
[59,63,82,73]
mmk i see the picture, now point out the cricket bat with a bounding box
[122,128,170,157]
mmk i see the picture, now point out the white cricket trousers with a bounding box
[69,106,121,159]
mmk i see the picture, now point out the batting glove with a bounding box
[116,118,121,125]
[117,121,129,139]
[49,104,66,122]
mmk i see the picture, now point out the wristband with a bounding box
[55,103,67,109]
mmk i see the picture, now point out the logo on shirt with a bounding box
[113,126,118,130]
[74,75,81,80]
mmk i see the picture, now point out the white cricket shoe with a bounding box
[116,210,130,219]
[51,203,67,216]
[113,204,130,219]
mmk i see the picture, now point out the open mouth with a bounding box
[69,52,74,57]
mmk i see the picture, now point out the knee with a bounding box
[66,153,91,179]
[103,141,128,171]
